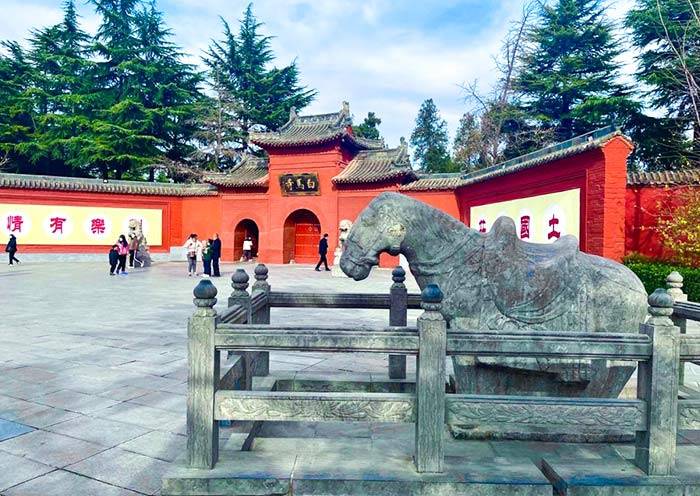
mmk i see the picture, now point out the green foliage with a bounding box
[353,112,382,140]
[202,4,316,154]
[626,0,700,168]
[515,0,639,144]
[624,255,700,302]
[410,99,458,173]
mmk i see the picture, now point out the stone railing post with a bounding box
[414,283,446,474]
[389,266,408,380]
[187,280,219,469]
[228,268,252,321]
[634,288,680,476]
[228,269,253,389]
[252,264,270,377]
[667,271,688,385]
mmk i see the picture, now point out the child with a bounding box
[109,244,119,276]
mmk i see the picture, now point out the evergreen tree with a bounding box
[410,99,457,173]
[627,0,700,167]
[353,112,382,140]
[133,3,203,179]
[452,112,484,172]
[0,42,34,172]
[515,0,639,142]
[20,0,95,176]
[203,4,316,154]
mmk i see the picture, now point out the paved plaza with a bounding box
[0,261,698,495]
[0,261,421,495]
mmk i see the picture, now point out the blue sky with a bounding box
[0,0,635,148]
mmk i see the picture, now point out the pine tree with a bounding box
[0,42,35,172]
[353,112,382,140]
[21,0,95,176]
[627,0,700,168]
[410,99,456,173]
[516,0,639,142]
[203,4,316,154]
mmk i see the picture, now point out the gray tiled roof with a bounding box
[250,102,384,150]
[333,144,415,185]
[0,173,217,196]
[203,155,269,189]
[627,168,700,186]
[399,173,465,191]
[459,127,631,187]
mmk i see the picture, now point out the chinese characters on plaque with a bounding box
[0,204,162,245]
[470,188,580,244]
[279,173,320,196]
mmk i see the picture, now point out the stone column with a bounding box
[634,289,680,476]
[187,280,219,469]
[414,284,446,474]
[252,264,270,377]
[389,266,408,380]
[228,268,253,389]
[667,271,688,385]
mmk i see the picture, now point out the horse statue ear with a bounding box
[386,223,406,256]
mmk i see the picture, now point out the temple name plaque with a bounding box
[279,173,320,196]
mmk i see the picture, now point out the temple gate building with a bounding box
[1,101,697,264]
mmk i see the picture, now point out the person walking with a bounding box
[202,239,213,277]
[211,233,222,277]
[242,236,253,262]
[315,233,330,271]
[128,234,138,268]
[5,234,20,265]
[116,235,129,275]
[109,244,119,276]
[183,234,201,277]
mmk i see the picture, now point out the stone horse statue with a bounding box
[340,192,648,399]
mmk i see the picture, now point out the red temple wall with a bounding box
[456,137,632,261]
[0,187,180,253]
[625,184,695,260]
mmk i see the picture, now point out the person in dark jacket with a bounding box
[211,233,222,277]
[315,233,330,271]
[6,234,20,265]
[202,239,213,277]
[109,244,119,275]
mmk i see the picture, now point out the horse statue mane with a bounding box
[340,192,648,399]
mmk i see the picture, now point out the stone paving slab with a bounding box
[45,415,151,447]
[0,430,106,468]
[0,419,33,442]
[3,469,143,496]
[0,450,53,492]
[66,447,174,495]
[119,430,187,463]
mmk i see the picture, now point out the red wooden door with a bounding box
[294,221,320,263]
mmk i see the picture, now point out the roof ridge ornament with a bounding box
[342,101,350,115]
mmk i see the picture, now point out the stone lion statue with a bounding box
[340,193,648,400]
[331,219,354,278]
[128,218,152,268]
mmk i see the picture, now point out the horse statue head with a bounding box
[340,192,472,281]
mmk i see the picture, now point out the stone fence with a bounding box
[184,265,700,477]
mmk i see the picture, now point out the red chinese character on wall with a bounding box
[50,216,67,234]
[90,218,106,234]
[6,215,23,232]
[548,214,561,240]
[520,215,530,239]
[478,219,486,233]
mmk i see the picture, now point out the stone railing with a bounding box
[666,271,700,389]
[185,264,700,476]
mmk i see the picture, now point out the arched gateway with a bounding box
[283,209,320,264]
[233,219,259,261]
